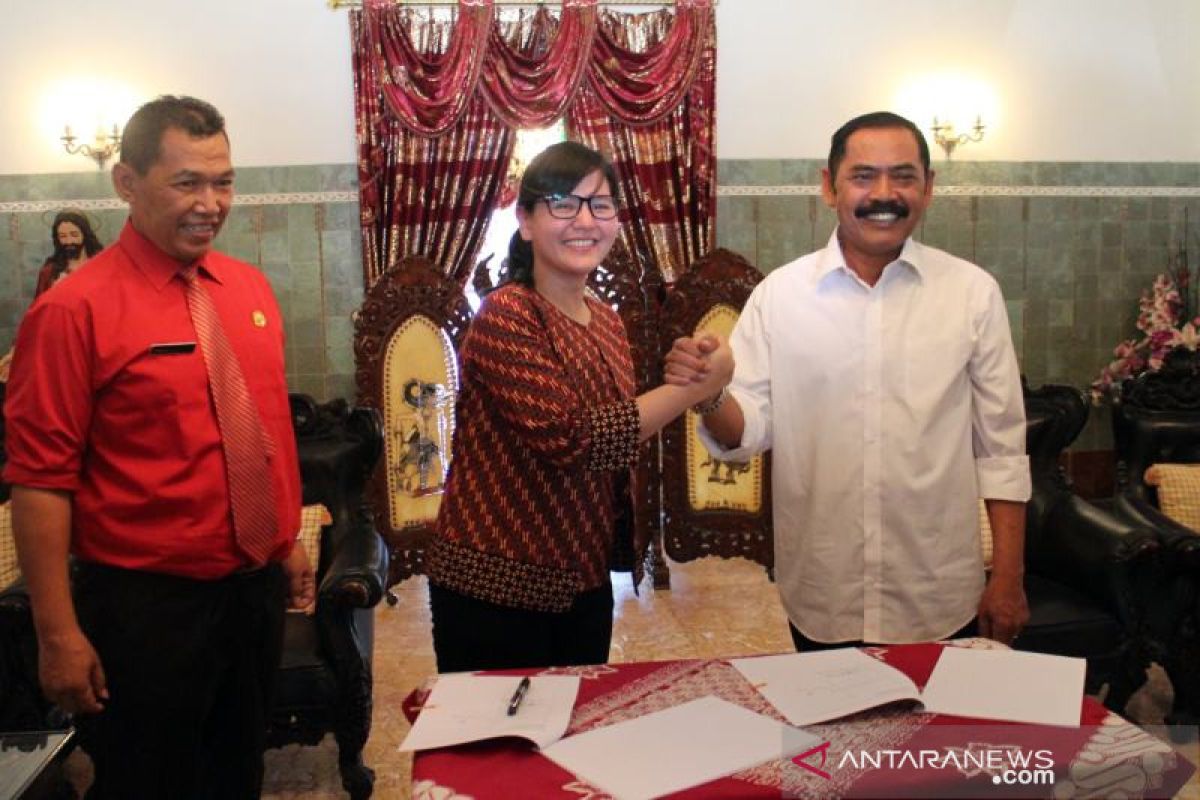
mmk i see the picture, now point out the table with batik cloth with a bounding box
[404,640,1195,799]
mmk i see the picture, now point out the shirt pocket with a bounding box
[112,347,211,461]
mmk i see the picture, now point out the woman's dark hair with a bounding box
[48,210,104,273]
[505,140,619,288]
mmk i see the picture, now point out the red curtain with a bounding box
[350,0,715,287]
[361,0,492,137]
[570,4,716,280]
[352,5,515,288]
[479,6,597,129]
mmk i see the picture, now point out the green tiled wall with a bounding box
[715,160,1200,450]
[4,160,1199,451]
[0,164,362,402]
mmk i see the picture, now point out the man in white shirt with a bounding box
[670,112,1030,648]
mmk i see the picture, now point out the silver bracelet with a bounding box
[691,387,729,415]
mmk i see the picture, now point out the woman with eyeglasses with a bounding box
[425,141,733,672]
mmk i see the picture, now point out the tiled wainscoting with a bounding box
[0,165,362,402]
[715,159,1200,455]
[3,159,1198,459]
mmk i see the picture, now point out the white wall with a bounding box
[2,0,356,174]
[2,0,1197,175]
[718,0,1200,162]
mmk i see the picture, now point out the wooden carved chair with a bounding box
[586,240,671,585]
[659,248,773,576]
[270,394,388,800]
[1110,350,1200,725]
[0,381,70,741]
[354,256,473,587]
[1018,382,1160,711]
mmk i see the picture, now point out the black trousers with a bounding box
[73,561,287,800]
[789,618,979,652]
[429,582,614,673]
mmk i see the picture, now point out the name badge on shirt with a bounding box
[148,341,197,355]
[252,311,267,328]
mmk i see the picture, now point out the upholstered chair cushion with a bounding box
[0,502,16,587]
[1144,463,1200,532]
[978,499,994,570]
[291,504,332,615]
[296,504,333,575]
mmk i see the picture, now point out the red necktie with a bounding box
[181,265,279,565]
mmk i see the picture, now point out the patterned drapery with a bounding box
[359,0,492,138]
[352,7,515,289]
[350,0,715,288]
[569,5,716,281]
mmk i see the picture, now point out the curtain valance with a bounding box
[362,0,712,136]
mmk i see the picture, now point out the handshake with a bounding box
[664,334,736,413]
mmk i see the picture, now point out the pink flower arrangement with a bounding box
[1092,255,1199,403]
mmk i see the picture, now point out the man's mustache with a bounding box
[855,201,909,219]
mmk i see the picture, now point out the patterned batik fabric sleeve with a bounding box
[466,291,605,468]
[426,538,582,613]
[584,398,640,471]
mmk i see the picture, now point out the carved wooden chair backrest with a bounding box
[354,255,473,585]
[1113,351,1200,507]
[587,240,672,582]
[659,248,773,573]
[652,247,772,573]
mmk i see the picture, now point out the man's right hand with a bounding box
[39,627,108,715]
[11,486,106,715]
[698,336,735,394]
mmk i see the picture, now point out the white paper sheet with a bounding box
[731,648,924,725]
[542,696,816,800]
[919,646,1085,727]
[399,674,580,751]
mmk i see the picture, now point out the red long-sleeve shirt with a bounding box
[4,222,301,578]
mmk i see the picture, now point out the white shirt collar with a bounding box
[815,228,926,287]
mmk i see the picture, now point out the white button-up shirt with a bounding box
[700,231,1030,643]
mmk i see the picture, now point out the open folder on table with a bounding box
[732,646,1085,728]
[399,674,581,751]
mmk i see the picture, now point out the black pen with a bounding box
[507,676,531,716]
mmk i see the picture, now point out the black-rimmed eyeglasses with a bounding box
[540,194,619,220]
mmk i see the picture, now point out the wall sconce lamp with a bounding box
[61,124,122,170]
[930,115,985,160]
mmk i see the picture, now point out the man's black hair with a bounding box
[119,95,226,174]
[828,111,931,179]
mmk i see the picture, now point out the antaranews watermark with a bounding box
[991,766,1055,787]
[782,723,1195,798]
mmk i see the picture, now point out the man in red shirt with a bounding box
[4,95,311,798]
